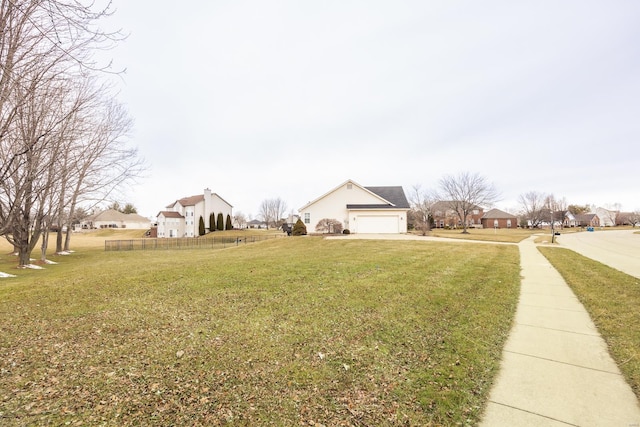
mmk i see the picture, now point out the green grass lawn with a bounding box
[538,246,640,399]
[426,228,538,243]
[0,236,520,426]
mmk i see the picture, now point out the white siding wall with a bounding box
[185,206,196,237]
[210,197,233,219]
[157,214,184,238]
[595,207,616,227]
[300,183,393,233]
[157,192,233,238]
[209,196,232,229]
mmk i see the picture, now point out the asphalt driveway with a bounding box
[556,229,640,279]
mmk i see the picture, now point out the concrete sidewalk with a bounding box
[480,237,640,426]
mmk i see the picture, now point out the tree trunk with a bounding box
[64,226,72,252]
[18,248,31,267]
[40,228,50,262]
[56,228,64,253]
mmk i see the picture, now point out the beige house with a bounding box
[157,188,232,238]
[81,209,152,230]
[299,179,409,234]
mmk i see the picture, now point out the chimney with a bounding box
[204,188,211,228]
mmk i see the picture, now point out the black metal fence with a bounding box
[104,234,285,251]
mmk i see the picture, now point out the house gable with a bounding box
[595,207,617,227]
[299,179,409,234]
[300,180,391,211]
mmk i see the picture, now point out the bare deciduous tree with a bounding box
[518,191,548,229]
[567,204,591,215]
[1,70,82,266]
[438,172,499,233]
[0,1,138,266]
[409,184,436,236]
[259,198,288,228]
[544,194,567,243]
[60,97,142,252]
[623,211,640,227]
[545,194,567,228]
[233,212,247,229]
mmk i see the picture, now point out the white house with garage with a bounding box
[156,188,233,238]
[299,179,410,234]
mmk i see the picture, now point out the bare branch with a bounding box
[438,172,499,233]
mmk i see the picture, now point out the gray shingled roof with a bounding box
[365,186,410,208]
[347,204,396,209]
[576,213,597,222]
[482,208,517,219]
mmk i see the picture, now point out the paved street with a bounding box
[556,229,640,278]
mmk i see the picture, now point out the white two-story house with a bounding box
[156,188,233,238]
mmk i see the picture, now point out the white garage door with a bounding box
[356,215,399,234]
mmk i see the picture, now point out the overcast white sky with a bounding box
[102,1,640,219]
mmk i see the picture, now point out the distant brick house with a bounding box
[481,208,518,229]
[431,201,484,229]
[575,213,600,228]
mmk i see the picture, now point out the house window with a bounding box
[493,219,499,228]
[507,219,512,228]
[304,213,310,224]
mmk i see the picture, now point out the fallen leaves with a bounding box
[0,238,520,426]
